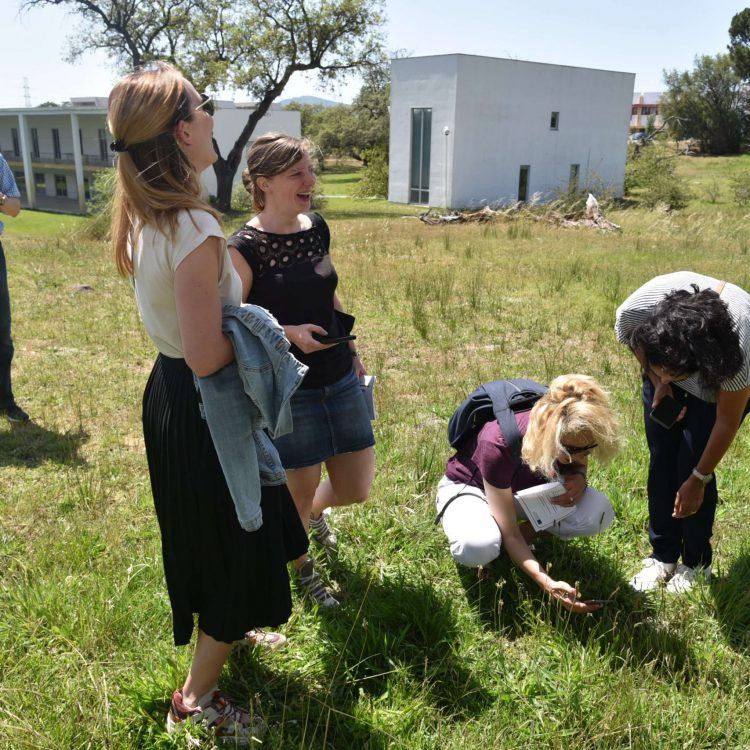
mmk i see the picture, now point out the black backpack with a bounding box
[447,379,548,467]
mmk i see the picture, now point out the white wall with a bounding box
[389,54,635,208]
[388,56,458,205]
[201,107,301,196]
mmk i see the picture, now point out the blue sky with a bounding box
[3,0,747,107]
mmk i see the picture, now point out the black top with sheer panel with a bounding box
[228,212,352,388]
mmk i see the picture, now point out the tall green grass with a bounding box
[2,158,750,748]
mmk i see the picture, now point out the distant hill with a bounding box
[277,95,346,108]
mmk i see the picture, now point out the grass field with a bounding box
[1,155,750,749]
[4,210,87,237]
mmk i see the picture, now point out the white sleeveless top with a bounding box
[130,209,242,358]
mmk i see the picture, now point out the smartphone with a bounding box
[311,332,357,344]
[649,395,682,429]
[584,599,617,606]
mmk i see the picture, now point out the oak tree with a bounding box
[23,0,386,209]
[662,54,750,155]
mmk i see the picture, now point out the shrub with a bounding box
[231,181,253,213]
[704,178,723,204]
[624,142,692,209]
[730,171,750,206]
[353,147,388,199]
[77,168,115,240]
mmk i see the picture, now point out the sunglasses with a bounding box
[196,93,215,117]
[174,93,215,126]
[561,442,598,456]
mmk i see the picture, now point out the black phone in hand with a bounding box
[649,395,682,429]
[311,332,357,344]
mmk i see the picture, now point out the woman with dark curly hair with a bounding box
[616,272,750,593]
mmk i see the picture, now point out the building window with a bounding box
[31,128,40,158]
[518,165,530,202]
[409,108,432,204]
[13,171,26,193]
[568,164,580,193]
[550,111,559,130]
[52,128,61,159]
[79,129,84,154]
[84,177,91,200]
[11,128,20,157]
[35,173,46,195]
[631,105,638,115]
[54,174,67,197]
[98,129,108,161]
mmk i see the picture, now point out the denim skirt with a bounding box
[273,368,375,468]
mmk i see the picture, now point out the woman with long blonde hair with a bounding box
[109,63,307,744]
[436,374,620,613]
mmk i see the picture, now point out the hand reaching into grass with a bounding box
[546,579,603,613]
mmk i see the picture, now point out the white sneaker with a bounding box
[629,558,676,591]
[665,564,712,594]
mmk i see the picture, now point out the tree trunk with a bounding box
[211,81,292,212]
[214,155,240,212]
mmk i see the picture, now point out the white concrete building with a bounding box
[389,54,635,208]
[0,99,300,213]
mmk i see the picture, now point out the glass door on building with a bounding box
[410,108,432,204]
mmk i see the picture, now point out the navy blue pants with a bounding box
[642,378,748,568]
[0,239,15,409]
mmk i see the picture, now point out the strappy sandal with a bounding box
[244,628,288,651]
[167,688,267,746]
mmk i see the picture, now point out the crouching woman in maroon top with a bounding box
[436,375,620,613]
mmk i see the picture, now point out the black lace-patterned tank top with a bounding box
[228,212,352,388]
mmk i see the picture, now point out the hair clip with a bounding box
[110,139,128,153]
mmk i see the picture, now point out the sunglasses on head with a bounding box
[561,442,598,456]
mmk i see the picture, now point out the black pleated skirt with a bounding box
[142,354,308,646]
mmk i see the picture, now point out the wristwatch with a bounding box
[691,467,714,485]
[0,193,6,206]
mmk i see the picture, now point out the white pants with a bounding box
[435,475,616,568]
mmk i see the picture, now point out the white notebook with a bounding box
[514,481,574,532]
[360,374,376,420]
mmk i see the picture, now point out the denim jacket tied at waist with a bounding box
[197,303,308,532]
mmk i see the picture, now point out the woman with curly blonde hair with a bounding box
[436,374,620,613]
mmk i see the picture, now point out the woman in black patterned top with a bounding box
[229,133,375,607]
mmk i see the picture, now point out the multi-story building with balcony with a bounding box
[0,98,300,213]
[630,92,663,133]
[0,97,111,213]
